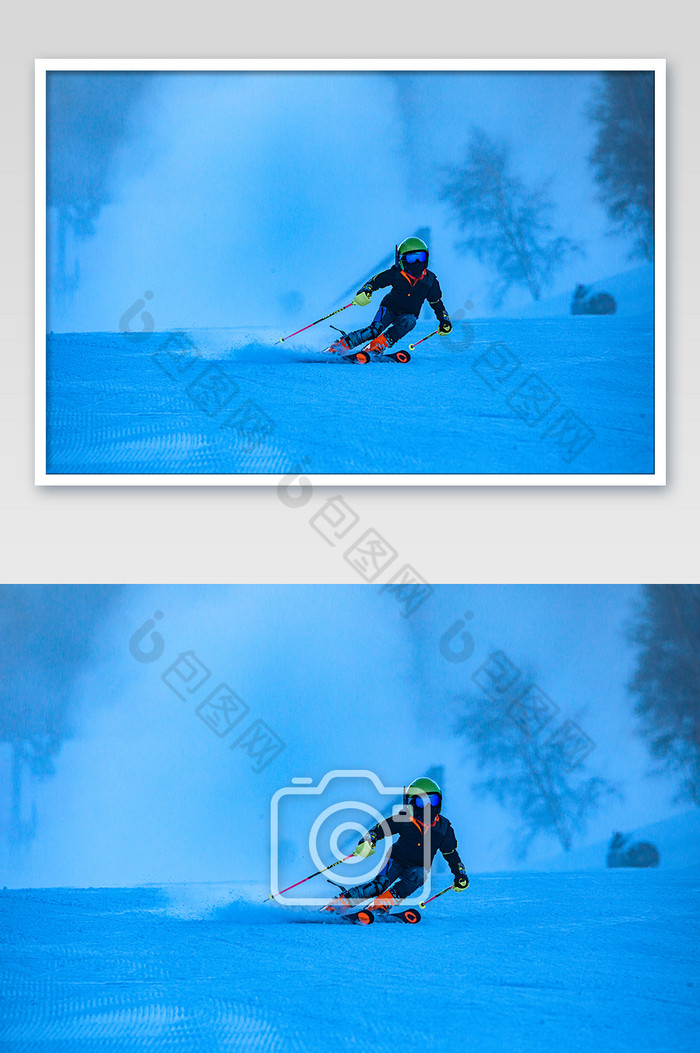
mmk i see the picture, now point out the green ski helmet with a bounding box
[397,236,429,277]
[405,776,442,816]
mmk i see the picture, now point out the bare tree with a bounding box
[441,128,579,307]
[627,585,700,806]
[455,678,618,858]
[47,73,149,295]
[588,72,655,261]
[1,586,122,844]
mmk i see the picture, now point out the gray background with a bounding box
[2,4,696,584]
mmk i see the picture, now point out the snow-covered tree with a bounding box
[588,71,655,261]
[441,128,579,306]
[627,585,700,806]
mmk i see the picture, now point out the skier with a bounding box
[323,777,469,916]
[327,237,452,355]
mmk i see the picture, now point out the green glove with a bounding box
[353,290,372,307]
[452,868,469,890]
[438,320,453,334]
[353,839,375,858]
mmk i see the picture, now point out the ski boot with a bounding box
[366,334,390,355]
[321,891,357,915]
[365,888,401,915]
[326,337,352,355]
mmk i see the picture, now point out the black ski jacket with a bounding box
[364,265,449,323]
[367,813,464,876]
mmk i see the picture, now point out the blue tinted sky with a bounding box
[46,70,642,332]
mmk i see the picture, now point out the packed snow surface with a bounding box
[2,870,697,1051]
[46,310,655,476]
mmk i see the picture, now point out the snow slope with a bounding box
[532,808,700,873]
[505,264,655,320]
[45,310,655,477]
[1,871,697,1051]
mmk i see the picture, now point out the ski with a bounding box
[291,908,419,925]
[288,909,374,925]
[373,908,421,924]
[342,348,411,364]
[339,909,374,925]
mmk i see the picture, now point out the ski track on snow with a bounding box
[45,314,655,476]
[1,872,697,1052]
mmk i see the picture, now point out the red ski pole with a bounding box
[278,303,354,343]
[419,882,455,908]
[408,328,439,351]
[268,851,356,900]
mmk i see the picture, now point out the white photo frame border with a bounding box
[35,57,666,486]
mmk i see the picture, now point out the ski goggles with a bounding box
[403,251,427,264]
[410,793,440,809]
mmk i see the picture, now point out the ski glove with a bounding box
[453,869,469,890]
[353,290,372,307]
[353,839,375,859]
[438,320,453,335]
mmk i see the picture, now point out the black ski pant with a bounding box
[342,857,427,903]
[344,306,417,350]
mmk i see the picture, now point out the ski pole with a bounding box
[419,882,455,908]
[408,328,440,351]
[278,303,354,343]
[267,851,356,900]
